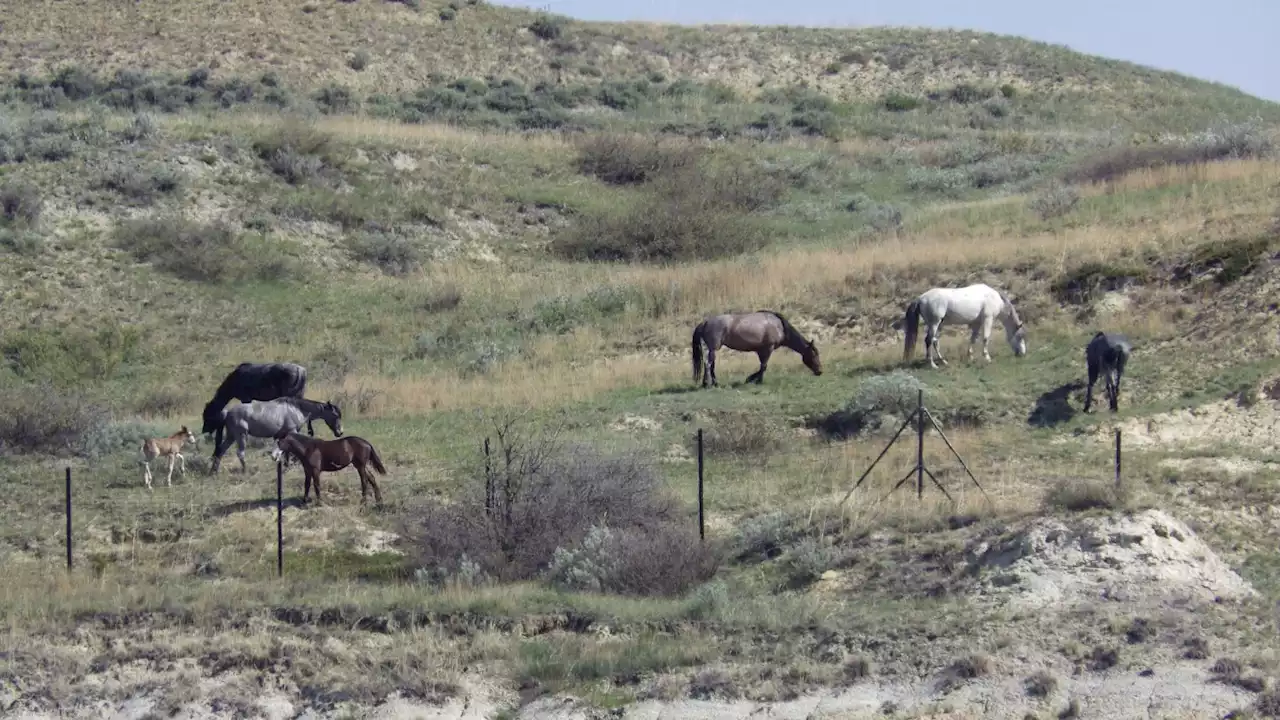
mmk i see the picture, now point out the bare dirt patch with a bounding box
[966,509,1256,610]
[1104,397,1280,451]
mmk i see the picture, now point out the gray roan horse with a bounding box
[201,362,309,449]
[209,397,343,474]
[691,310,822,387]
[1084,331,1132,413]
[902,283,1027,369]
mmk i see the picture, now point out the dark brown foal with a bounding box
[272,429,387,506]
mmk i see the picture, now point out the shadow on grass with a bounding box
[1027,380,1085,428]
[209,496,308,518]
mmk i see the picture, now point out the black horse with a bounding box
[1084,332,1132,413]
[202,362,310,448]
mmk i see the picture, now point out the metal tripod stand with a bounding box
[838,389,991,508]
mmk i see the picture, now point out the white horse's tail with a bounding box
[903,299,922,362]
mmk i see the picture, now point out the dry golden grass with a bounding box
[102,151,1273,424]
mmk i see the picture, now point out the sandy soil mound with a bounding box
[966,509,1255,610]
[1105,398,1280,451]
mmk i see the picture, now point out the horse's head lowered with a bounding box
[200,402,222,435]
[1008,322,1028,358]
[801,340,823,376]
[319,400,344,437]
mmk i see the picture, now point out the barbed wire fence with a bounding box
[44,406,1127,581]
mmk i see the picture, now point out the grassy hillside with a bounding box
[4,1,1280,718]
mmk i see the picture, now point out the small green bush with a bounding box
[344,230,423,276]
[0,181,42,226]
[97,161,184,205]
[574,133,705,185]
[1028,182,1080,220]
[1044,479,1130,512]
[883,92,921,112]
[528,13,566,40]
[552,153,787,263]
[252,122,333,185]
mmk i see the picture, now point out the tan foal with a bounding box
[141,426,198,489]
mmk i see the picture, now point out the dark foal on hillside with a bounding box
[272,429,388,506]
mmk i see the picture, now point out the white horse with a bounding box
[902,283,1027,368]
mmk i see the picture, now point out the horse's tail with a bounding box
[367,443,388,475]
[691,321,706,384]
[902,298,922,361]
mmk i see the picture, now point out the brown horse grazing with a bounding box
[271,430,387,506]
[691,310,822,388]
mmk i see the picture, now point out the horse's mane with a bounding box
[758,310,807,343]
[997,291,1022,325]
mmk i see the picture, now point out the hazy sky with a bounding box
[492,0,1279,103]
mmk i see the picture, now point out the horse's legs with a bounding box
[355,463,370,504]
[143,461,153,490]
[706,346,718,387]
[361,464,383,506]
[1107,368,1120,412]
[307,419,315,437]
[235,435,248,474]
[313,471,323,505]
[177,452,186,476]
[748,347,773,384]
[210,434,237,474]
[980,315,995,363]
[165,455,176,487]
[926,321,947,368]
[966,322,981,362]
[1084,359,1099,413]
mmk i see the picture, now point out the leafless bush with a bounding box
[403,414,719,594]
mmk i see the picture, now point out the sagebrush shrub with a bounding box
[552,152,787,262]
[0,181,42,226]
[114,215,296,283]
[0,383,111,457]
[1028,182,1080,220]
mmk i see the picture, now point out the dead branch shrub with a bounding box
[575,133,705,185]
[402,415,721,595]
[551,156,788,263]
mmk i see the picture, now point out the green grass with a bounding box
[2,1,1280,714]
